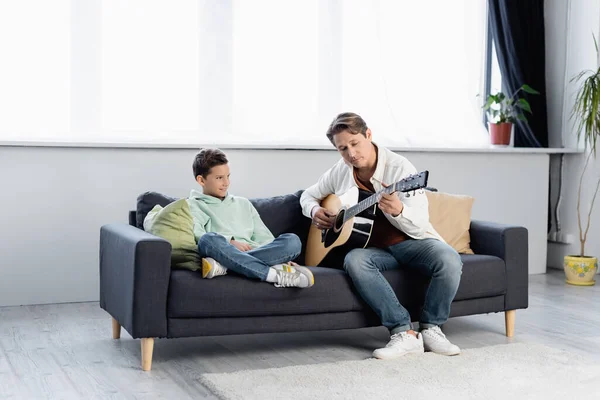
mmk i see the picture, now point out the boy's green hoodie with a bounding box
[186,189,274,248]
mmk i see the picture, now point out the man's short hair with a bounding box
[192,148,228,178]
[326,112,369,145]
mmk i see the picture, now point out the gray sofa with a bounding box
[99,190,529,371]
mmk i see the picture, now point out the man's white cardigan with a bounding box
[300,143,444,242]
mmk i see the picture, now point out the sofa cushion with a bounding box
[426,191,475,254]
[143,199,201,271]
[453,254,506,301]
[136,191,178,229]
[167,253,506,318]
[168,266,359,318]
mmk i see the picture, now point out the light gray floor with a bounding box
[1,269,599,399]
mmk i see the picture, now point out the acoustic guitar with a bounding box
[305,171,429,267]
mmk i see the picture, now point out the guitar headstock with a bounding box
[394,170,429,193]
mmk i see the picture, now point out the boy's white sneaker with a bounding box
[271,263,315,288]
[372,331,424,360]
[421,326,461,356]
[201,257,228,279]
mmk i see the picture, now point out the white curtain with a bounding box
[0,0,489,148]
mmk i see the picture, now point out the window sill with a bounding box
[0,139,584,154]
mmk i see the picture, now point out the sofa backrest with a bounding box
[135,192,178,228]
[133,190,312,263]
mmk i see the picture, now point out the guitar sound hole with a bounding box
[334,209,345,232]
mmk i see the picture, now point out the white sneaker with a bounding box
[201,257,228,279]
[421,326,461,356]
[372,332,424,360]
[272,263,315,288]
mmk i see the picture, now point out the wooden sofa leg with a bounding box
[112,318,121,339]
[141,338,154,371]
[505,310,515,337]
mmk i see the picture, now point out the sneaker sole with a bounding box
[294,266,315,288]
[424,344,461,356]
[372,347,424,360]
[425,348,461,356]
[201,258,213,278]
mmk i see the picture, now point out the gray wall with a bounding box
[545,0,600,269]
[0,145,549,306]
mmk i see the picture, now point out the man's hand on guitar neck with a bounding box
[379,183,404,217]
[311,207,336,230]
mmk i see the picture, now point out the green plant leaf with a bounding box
[594,32,598,54]
[571,66,600,155]
[521,85,540,95]
[517,98,533,113]
[497,92,506,101]
[483,97,494,110]
[571,69,593,84]
[517,113,528,122]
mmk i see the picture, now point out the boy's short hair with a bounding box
[325,112,369,145]
[192,148,228,178]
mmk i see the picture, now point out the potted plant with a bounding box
[563,37,600,286]
[483,84,540,145]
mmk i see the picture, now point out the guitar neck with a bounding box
[342,170,428,222]
[345,185,396,221]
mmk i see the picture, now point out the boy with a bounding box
[188,148,314,288]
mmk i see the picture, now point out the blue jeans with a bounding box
[343,238,462,334]
[197,232,302,281]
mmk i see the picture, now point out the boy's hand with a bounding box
[231,239,252,252]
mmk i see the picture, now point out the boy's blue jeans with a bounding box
[197,232,302,281]
[343,238,463,334]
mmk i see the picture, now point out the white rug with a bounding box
[199,343,600,400]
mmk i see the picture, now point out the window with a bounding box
[489,42,503,96]
[339,1,489,147]
[101,0,200,135]
[483,12,503,129]
[0,1,71,139]
[0,1,490,148]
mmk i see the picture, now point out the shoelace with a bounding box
[387,331,412,347]
[274,270,301,287]
[425,326,448,342]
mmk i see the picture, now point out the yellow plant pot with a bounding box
[564,255,598,286]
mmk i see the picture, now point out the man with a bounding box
[189,148,314,288]
[300,112,462,358]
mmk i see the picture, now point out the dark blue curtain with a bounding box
[488,0,549,148]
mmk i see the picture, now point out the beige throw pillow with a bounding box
[425,191,475,254]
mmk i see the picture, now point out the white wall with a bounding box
[545,0,600,269]
[0,145,549,306]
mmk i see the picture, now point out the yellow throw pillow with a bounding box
[144,199,202,271]
[425,191,475,254]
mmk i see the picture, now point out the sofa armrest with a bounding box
[99,223,172,338]
[469,219,528,311]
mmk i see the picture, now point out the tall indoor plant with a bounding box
[483,84,540,145]
[564,36,600,286]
